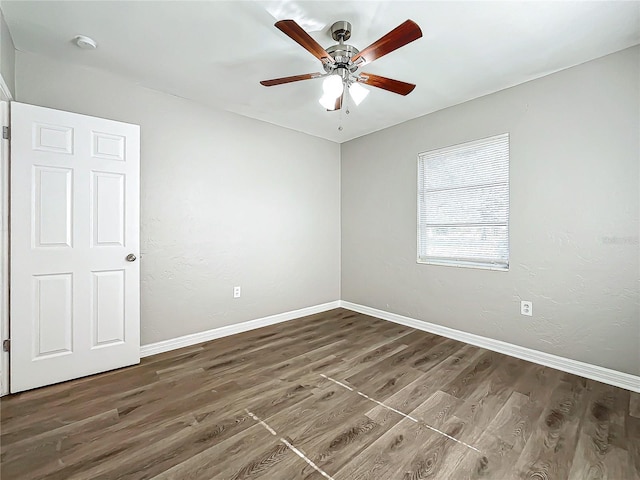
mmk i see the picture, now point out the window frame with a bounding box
[416,133,510,271]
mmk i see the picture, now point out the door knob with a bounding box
[126,254,137,262]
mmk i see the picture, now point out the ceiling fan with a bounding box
[260,19,423,111]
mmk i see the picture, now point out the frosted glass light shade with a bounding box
[319,95,336,109]
[322,75,344,98]
[349,82,369,105]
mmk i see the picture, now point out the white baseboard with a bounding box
[340,301,640,393]
[140,301,341,358]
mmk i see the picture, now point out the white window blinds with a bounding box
[417,133,509,270]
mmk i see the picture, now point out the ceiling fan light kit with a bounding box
[322,74,344,98]
[318,94,337,110]
[260,19,422,113]
[349,82,369,106]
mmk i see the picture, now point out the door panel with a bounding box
[91,269,126,346]
[34,166,74,248]
[33,123,74,154]
[92,172,125,246]
[33,273,73,357]
[11,102,140,393]
[92,131,125,160]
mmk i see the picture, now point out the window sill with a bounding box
[416,258,509,271]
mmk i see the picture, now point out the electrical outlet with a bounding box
[233,286,241,298]
[520,301,532,316]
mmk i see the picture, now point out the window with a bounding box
[417,133,509,270]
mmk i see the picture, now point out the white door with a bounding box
[10,102,140,393]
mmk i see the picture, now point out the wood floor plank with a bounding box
[485,391,536,452]
[1,308,637,480]
[453,353,530,432]
[630,391,640,418]
[342,334,460,401]
[291,414,384,477]
[0,409,121,478]
[364,345,482,425]
[627,414,640,480]
[566,380,633,480]
[441,349,500,400]
[322,337,411,380]
[513,375,589,479]
[437,428,518,479]
[568,433,631,480]
[154,423,281,480]
[333,413,480,480]
[334,329,415,363]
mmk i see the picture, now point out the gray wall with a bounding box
[15,51,341,345]
[0,10,14,96]
[341,46,640,375]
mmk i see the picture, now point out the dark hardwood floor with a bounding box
[1,308,639,479]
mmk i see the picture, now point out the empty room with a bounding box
[0,1,638,479]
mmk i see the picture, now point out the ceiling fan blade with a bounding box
[260,73,323,86]
[358,72,416,96]
[327,93,343,111]
[351,20,422,65]
[275,20,335,64]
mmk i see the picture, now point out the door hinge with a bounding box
[2,126,9,140]
[2,339,9,352]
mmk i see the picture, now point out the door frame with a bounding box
[0,75,12,396]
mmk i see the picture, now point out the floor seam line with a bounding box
[244,409,336,480]
[318,374,482,454]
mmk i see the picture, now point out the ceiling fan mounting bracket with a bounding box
[330,21,352,42]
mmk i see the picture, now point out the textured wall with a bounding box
[15,52,341,345]
[341,46,640,375]
[0,11,14,96]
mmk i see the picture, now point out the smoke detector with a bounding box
[73,35,97,50]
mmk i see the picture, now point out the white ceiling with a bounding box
[3,1,639,143]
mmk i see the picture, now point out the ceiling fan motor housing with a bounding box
[325,44,360,73]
